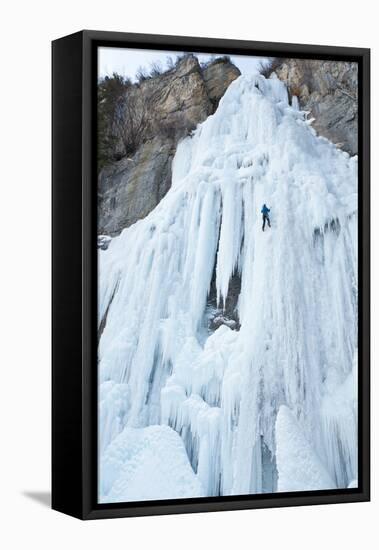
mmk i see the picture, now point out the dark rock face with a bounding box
[99,137,176,236]
[207,271,241,332]
[271,59,358,156]
[98,56,241,236]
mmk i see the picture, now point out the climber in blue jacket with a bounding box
[261,204,271,231]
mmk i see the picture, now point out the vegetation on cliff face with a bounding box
[98,74,132,171]
[98,54,237,173]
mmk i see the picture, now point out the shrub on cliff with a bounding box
[98,73,132,170]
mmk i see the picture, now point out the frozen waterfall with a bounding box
[98,74,358,503]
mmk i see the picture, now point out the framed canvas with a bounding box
[52,30,370,520]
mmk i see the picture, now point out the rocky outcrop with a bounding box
[270,59,358,156]
[99,137,176,235]
[206,271,241,332]
[98,55,240,236]
[202,57,241,108]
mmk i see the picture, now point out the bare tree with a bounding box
[166,56,175,71]
[150,61,163,77]
[97,73,132,170]
[112,89,155,156]
[136,65,149,82]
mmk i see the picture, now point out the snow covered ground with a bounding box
[99,425,205,502]
[98,73,358,502]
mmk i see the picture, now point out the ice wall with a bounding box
[98,74,358,501]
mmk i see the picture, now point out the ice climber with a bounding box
[261,204,271,231]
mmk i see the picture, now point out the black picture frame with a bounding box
[52,30,370,520]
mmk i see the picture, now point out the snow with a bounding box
[99,425,205,502]
[276,405,336,492]
[98,74,358,502]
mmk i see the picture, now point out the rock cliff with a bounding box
[270,58,358,155]
[98,55,240,236]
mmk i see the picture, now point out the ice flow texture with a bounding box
[98,74,358,502]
